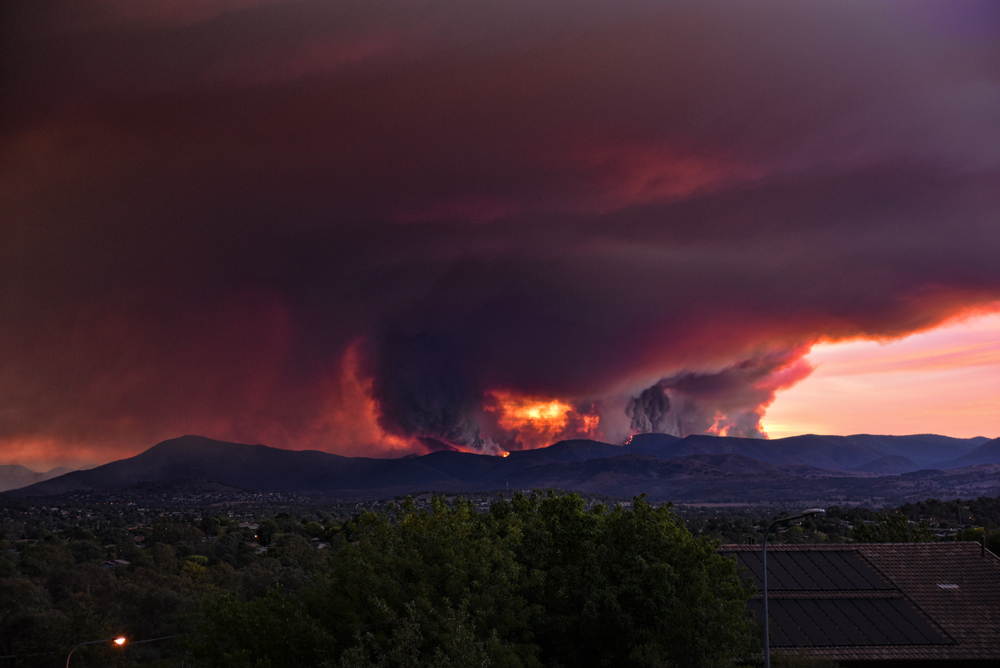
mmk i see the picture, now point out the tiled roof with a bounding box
[719,542,1000,664]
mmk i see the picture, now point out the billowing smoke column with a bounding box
[369,321,814,450]
[625,348,813,439]
[626,384,674,435]
[368,332,486,451]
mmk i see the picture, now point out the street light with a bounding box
[66,636,126,667]
[762,508,825,668]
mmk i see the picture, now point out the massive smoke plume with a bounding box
[2,0,999,465]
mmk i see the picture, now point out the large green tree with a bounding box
[193,493,758,668]
[492,492,758,668]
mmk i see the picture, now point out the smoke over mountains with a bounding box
[2,1,999,463]
[8,433,1000,506]
[625,347,812,439]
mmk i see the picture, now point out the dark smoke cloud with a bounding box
[626,348,814,440]
[368,331,485,448]
[1,0,999,464]
[627,385,672,435]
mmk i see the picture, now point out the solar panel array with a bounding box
[747,598,951,646]
[729,549,954,647]
[734,550,893,590]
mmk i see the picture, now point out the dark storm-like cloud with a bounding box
[1,1,999,462]
[627,385,672,435]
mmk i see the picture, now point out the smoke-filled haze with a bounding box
[2,0,999,468]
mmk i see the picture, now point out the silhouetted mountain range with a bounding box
[5,432,998,505]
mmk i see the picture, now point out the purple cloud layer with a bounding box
[2,0,998,461]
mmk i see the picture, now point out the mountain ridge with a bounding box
[5,432,997,504]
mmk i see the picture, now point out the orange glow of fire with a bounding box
[581,413,600,434]
[491,393,572,433]
[706,413,730,438]
[487,391,601,449]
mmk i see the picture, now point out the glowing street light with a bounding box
[66,636,126,667]
[762,508,825,668]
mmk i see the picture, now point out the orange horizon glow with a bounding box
[6,311,998,471]
[763,311,1000,440]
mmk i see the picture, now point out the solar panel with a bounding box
[774,551,818,589]
[735,550,787,589]
[723,548,957,653]
[887,598,952,644]
[734,550,895,591]
[764,552,804,589]
[796,552,839,590]
[752,595,954,648]
[806,552,856,589]
[834,599,892,644]
[782,599,834,645]
[837,551,895,589]
[735,551,765,587]
[858,599,913,645]
[749,600,792,646]
[871,597,950,645]
[768,600,814,646]
[814,598,869,645]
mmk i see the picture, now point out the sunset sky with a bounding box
[2,0,999,470]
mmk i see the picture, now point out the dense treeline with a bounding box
[5,491,1000,667]
[192,493,758,667]
[683,496,1000,549]
[0,493,758,667]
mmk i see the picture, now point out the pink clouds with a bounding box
[764,310,1000,439]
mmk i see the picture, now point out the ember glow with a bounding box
[486,392,601,451]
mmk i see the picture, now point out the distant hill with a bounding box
[935,437,1000,469]
[7,434,693,498]
[852,455,920,475]
[5,432,996,505]
[7,435,469,497]
[657,433,985,470]
[0,465,74,493]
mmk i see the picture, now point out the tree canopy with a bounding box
[192,492,759,667]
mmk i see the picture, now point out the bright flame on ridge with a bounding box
[486,391,601,449]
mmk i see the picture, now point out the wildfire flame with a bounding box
[486,391,601,450]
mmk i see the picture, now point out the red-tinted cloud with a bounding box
[1,1,999,465]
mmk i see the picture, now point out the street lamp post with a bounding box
[762,508,825,668]
[66,636,126,667]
